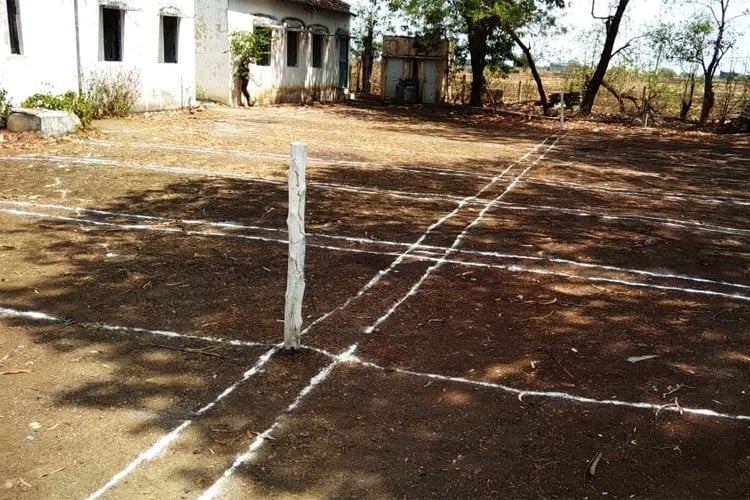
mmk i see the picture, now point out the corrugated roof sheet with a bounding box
[283,0,353,14]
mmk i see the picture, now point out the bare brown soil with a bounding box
[1,103,749,499]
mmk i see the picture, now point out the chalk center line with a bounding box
[76,134,557,499]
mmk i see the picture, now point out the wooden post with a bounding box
[284,142,307,351]
[560,90,565,128]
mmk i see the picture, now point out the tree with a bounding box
[390,0,563,106]
[650,18,706,119]
[352,0,390,93]
[492,0,564,115]
[676,0,747,125]
[229,30,272,106]
[579,0,631,116]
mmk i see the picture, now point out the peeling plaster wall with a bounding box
[196,0,351,105]
[1,0,195,112]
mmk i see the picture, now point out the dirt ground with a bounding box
[1,103,749,499]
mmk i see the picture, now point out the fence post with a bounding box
[284,142,307,351]
[560,90,565,128]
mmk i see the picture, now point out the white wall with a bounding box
[195,0,351,105]
[0,0,195,111]
[194,0,231,104]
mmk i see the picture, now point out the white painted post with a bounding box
[284,142,307,351]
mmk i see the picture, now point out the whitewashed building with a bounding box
[195,0,353,105]
[0,0,195,111]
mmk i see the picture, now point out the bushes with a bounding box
[16,70,140,128]
[85,69,140,119]
[21,91,95,127]
[0,88,12,129]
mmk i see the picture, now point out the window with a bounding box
[161,15,179,63]
[5,0,21,54]
[286,30,299,67]
[311,33,323,68]
[255,27,272,66]
[101,7,123,61]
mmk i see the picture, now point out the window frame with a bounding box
[5,0,22,55]
[254,27,272,67]
[101,6,124,62]
[311,33,323,68]
[160,14,180,63]
[286,30,299,67]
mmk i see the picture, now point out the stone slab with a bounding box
[7,108,81,137]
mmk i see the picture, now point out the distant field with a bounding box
[352,61,749,122]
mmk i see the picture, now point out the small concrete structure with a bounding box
[7,108,81,136]
[380,36,450,105]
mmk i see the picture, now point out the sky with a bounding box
[348,0,750,72]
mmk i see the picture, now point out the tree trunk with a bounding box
[361,24,374,93]
[699,74,715,125]
[580,0,630,116]
[508,29,549,115]
[680,75,696,120]
[466,16,492,107]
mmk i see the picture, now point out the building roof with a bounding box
[284,0,353,15]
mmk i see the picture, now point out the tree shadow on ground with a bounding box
[1,104,749,498]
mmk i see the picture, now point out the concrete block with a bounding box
[7,108,81,137]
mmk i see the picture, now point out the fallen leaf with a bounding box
[1,369,32,375]
[627,355,659,363]
[587,451,603,478]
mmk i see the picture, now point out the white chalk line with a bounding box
[197,344,359,500]
[548,159,750,188]
[87,421,192,500]
[4,305,749,427]
[5,201,749,299]
[365,134,565,334]
[2,154,470,204]
[551,149,750,180]
[350,356,750,423]
[523,178,750,206]
[83,140,499,181]
[0,306,274,349]
[492,200,750,238]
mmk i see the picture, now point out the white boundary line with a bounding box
[364,135,564,334]
[492,200,750,238]
[3,305,749,425]
[3,202,749,300]
[1,154,470,204]
[350,356,750,423]
[7,151,750,210]
[197,344,359,500]
[523,178,750,206]
[83,140,499,181]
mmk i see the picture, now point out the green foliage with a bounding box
[229,30,272,76]
[18,69,139,128]
[390,0,565,104]
[85,69,140,119]
[21,91,94,127]
[0,88,12,129]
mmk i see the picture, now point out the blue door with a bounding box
[338,38,349,89]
